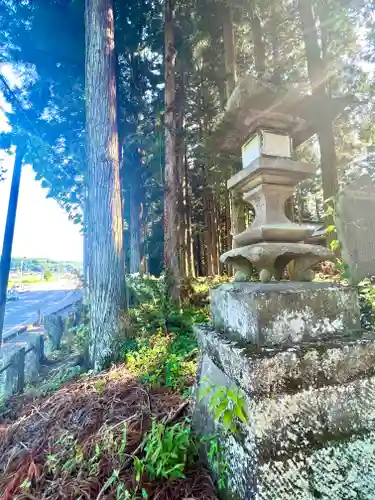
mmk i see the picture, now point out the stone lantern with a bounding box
[193,76,374,500]
[212,76,334,282]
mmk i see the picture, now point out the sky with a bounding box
[0,63,83,263]
[0,154,83,262]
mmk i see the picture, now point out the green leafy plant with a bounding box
[329,238,340,252]
[20,479,32,490]
[37,365,82,395]
[201,436,228,490]
[46,431,82,476]
[197,382,248,491]
[135,419,195,481]
[97,469,141,500]
[115,481,146,500]
[88,442,102,475]
[44,268,54,281]
[199,382,248,434]
[358,279,375,330]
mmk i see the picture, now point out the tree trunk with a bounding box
[175,56,186,279]
[129,183,141,274]
[195,231,204,277]
[248,0,266,77]
[164,0,180,301]
[203,183,213,276]
[216,200,224,273]
[83,193,89,304]
[141,217,148,275]
[85,0,126,370]
[298,0,339,242]
[211,200,220,275]
[119,139,127,275]
[269,1,281,85]
[0,144,26,342]
[184,151,194,277]
[221,1,237,99]
[225,192,232,249]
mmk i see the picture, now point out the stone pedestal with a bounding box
[194,283,375,499]
[211,282,360,344]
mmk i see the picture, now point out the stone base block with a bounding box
[196,325,375,395]
[194,350,375,499]
[211,282,360,345]
[258,434,375,500]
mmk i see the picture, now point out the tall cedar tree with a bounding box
[298,0,339,241]
[164,0,180,301]
[85,0,126,369]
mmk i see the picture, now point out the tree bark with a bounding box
[195,231,204,277]
[298,0,339,242]
[203,183,213,276]
[215,200,223,274]
[164,0,180,301]
[269,1,282,85]
[221,1,237,99]
[225,193,232,249]
[129,183,141,274]
[85,0,126,370]
[211,200,220,275]
[175,56,186,279]
[184,151,194,277]
[248,0,266,77]
[83,192,89,304]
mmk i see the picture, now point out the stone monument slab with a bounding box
[336,175,375,283]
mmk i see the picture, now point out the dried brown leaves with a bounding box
[0,365,217,500]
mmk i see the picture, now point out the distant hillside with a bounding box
[5,258,83,273]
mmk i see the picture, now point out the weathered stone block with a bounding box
[257,434,375,500]
[43,300,85,352]
[195,354,375,500]
[44,313,65,350]
[196,325,375,396]
[0,330,44,397]
[18,331,44,384]
[211,282,360,345]
[0,344,25,396]
[336,174,375,283]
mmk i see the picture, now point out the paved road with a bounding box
[3,281,82,339]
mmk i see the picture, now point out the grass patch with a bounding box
[8,274,57,287]
[124,292,209,393]
[125,330,198,393]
